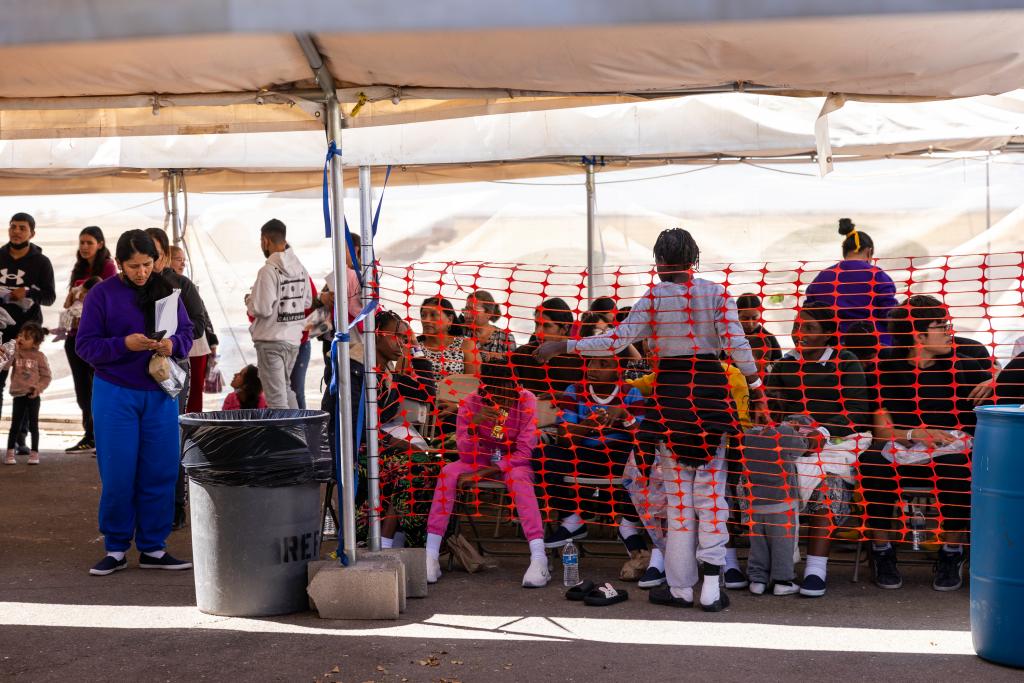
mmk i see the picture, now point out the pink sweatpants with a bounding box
[426,460,544,541]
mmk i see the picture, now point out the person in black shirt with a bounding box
[952,334,998,372]
[861,295,990,593]
[737,294,782,372]
[511,298,582,397]
[762,301,872,598]
[995,352,1024,405]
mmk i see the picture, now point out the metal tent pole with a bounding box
[168,170,183,247]
[327,96,358,565]
[585,160,596,303]
[358,165,381,552]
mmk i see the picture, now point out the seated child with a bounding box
[737,294,782,372]
[541,355,647,560]
[424,363,547,587]
[222,365,267,410]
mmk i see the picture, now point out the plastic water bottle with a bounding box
[910,508,927,551]
[562,540,580,587]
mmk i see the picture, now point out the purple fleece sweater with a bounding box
[76,276,194,391]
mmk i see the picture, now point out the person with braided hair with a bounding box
[536,227,768,613]
[805,218,899,363]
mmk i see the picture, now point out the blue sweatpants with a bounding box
[93,377,180,553]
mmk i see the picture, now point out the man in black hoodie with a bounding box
[0,213,56,443]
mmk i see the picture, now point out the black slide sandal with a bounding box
[565,580,595,601]
[583,583,629,606]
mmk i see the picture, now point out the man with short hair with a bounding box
[246,219,312,409]
[0,213,56,441]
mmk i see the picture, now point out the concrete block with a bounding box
[306,559,401,620]
[361,552,407,612]
[367,548,428,598]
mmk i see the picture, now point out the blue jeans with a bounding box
[289,340,312,410]
[93,377,180,553]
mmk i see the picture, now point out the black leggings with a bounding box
[8,396,40,451]
[858,447,972,535]
[65,334,95,442]
[538,440,639,521]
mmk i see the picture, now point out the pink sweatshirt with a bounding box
[9,348,52,398]
[456,389,538,471]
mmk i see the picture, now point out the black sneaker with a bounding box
[543,525,588,549]
[638,567,666,589]
[90,555,127,576]
[66,439,96,454]
[724,567,749,590]
[648,585,693,608]
[16,445,29,456]
[933,548,966,592]
[139,552,193,570]
[871,547,903,590]
[799,574,827,598]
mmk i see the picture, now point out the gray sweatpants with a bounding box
[660,443,729,591]
[747,510,797,584]
[255,341,299,409]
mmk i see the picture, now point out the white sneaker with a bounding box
[426,555,442,584]
[773,581,799,596]
[27,452,39,466]
[749,582,767,595]
[3,450,15,465]
[521,558,551,588]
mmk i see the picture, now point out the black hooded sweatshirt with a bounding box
[0,243,56,342]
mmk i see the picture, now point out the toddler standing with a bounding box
[4,322,51,465]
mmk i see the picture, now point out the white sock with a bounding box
[943,544,963,554]
[804,555,828,580]
[618,518,639,541]
[426,533,443,560]
[380,537,394,549]
[392,531,406,549]
[724,547,741,572]
[528,538,547,563]
[649,548,665,572]
[143,550,165,559]
[561,514,584,533]
[107,551,125,561]
[700,574,722,606]
[873,542,892,552]
[670,586,694,602]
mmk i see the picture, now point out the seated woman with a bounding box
[351,309,437,548]
[222,365,267,410]
[511,298,583,397]
[424,363,548,587]
[861,295,989,592]
[540,356,647,556]
[462,289,516,364]
[418,296,478,380]
[762,301,872,598]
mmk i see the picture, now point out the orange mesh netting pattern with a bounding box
[350,253,1024,548]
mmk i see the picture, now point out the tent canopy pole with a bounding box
[358,165,381,553]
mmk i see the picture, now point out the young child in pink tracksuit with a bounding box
[425,362,548,587]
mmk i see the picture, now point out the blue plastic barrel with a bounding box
[971,404,1024,668]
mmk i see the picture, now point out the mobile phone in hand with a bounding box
[147,330,167,341]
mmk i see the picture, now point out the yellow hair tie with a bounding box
[850,229,861,253]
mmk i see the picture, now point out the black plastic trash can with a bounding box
[180,409,331,617]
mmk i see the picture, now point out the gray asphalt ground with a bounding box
[1,447,1020,682]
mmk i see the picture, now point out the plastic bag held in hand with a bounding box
[0,340,16,371]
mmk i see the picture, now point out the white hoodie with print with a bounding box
[247,246,312,344]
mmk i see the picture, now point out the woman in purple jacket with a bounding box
[805,218,899,363]
[76,230,194,576]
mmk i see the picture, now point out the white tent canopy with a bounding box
[4,2,1024,141]
[1,91,1023,195]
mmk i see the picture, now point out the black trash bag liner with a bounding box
[180,409,332,487]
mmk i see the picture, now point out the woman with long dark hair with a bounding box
[63,226,117,454]
[76,230,194,576]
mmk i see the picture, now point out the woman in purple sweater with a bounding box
[76,230,194,576]
[805,218,899,363]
